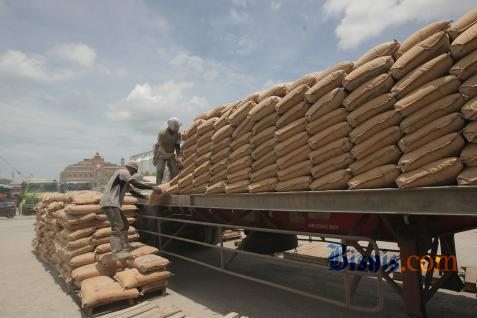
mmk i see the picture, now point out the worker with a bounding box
[153,117,182,184]
[100,161,162,260]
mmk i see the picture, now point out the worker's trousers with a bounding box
[102,206,130,255]
[156,158,179,185]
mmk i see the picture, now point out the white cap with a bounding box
[167,117,181,131]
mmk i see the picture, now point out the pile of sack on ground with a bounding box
[32,191,171,309]
[166,7,477,194]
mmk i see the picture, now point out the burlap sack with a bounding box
[450,23,477,60]
[182,121,199,140]
[394,75,461,117]
[251,126,276,146]
[463,121,477,142]
[210,169,227,184]
[210,158,227,175]
[248,96,280,122]
[245,91,262,103]
[231,132,252,151]
[395,20,451,58]
[257,84,288,102]
[461,143,477,167]
[193,161,209,177]
[225,180,250,193]
[130,245,159,259]
[391,53,454,99]
[212,124,234,142]
[214,107,234,131]
[461,96,477,120]
[276,102,307,128]
[62,227,96,241]
[252,138,276,159]
[398,133,465,172]
[346,94,395,128]
[277,144,311,170]
[178,173,193,188]
[400,93,466,134]
[95,242,145,254]
[308,122,352,150]
[276,176,311,192]
[179,185,193,194]
[228,101,256,126]
[229,143,252,161]
[197,117,218,135]
[210,147,230,164]
[351,126,403,160]
[275,118,305,142]
[182,152,196,167]
[311,153,354,179]
[460,73,477,98]
[343,56,394,91]
[61,219,99,231]
[398,113,465,153]
[348,165,400,190]
[249,178,277,193]
[309,138,353,165]
[252,113,278,134]
[211,137,231,153]
[114,268,171,289]
[309,170,352,191]
[390,32,450,80]
[228,156,252,174]
[70,191,102,205]
[288,73,321,92]
[127,255,169,273]
[307,108,348,135]
[448,8,477,40]
[342,74,394,111]
[70,252,96,268]
[72,263,106,283]
[180,163,195,177]
[318,61,355,80]
[305,88,347,122]
[227,167,251,184]
[81,276,140,308]
[193,173,210,187]
[450,49,477,80]
[206,181,226,194]
[277,160,311,182]
[196,151,211,166]
[396,157,463,189]
[165,183,179,195]
[355,40,400,67]
[275,84,309,114]
[197,130,214,146]
[305,70,346,103]
[350,110,401,144]
[93,226,136,239]
[196,142,212,156]
[60,211,97,226]
[276,132,308,157]
[232,117,254,139]
[252,150,277,171]
[92,234,139,247]
[457,167,477,185]
[47,201,64,212]
[251,164,278,182]
[349,145,401,176]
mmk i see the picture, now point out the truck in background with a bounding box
[20,179,58,215]
[60,181,93,193]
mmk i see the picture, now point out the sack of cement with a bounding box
[308,122,351,150]
[232,117,254,139]
[306,108,348,135]
[249,178,278,193]
[225,180,250,193]
[211,137,231,153]
[276,176,311,192]
[396,157,463,189]
[65,204,101,215]
[447,8,477,40]
[194,161,209,177]
[251,164,278,182]
[231,132,252,151]
[461,96,477,120]
[276,102,307,128]
[183,119,205,139]
[348,165,400,190]
[227,167,251,184]
[210,170,227,185]
[460,143,477,167]
[253,138,276,159]
[457,167,477,185]
[450,23,477,60]
[311,153,354,179]
[347,94,396,127]
[229,143,252,161]
[309,169,352,191]
[196,142,212,156]
[252,150,277,171]
[195,152,211,166]
[252,113,278,134]
[275,132,308,157]
[197,131,214,146]
[343,74,394,111]
[277,145,311,169]
[351,126,403,160]
[228,156,252,174]
[277,160,312,182]
[355,40,400,67]
[80,276,140,308]
[114,268,171,289]
[258,84,288,102]
[463,121,477,143]
[309,138,353,164]
[206,181,226,194]
[349,110,402,144]
[305,70,347,103]
[127,254,169,273]
[349,145,401,176]
[449,49,477,80]
[248,96,280,122]
[275,84,309,114]
[251,126,275,146]
[398,133,465,172]
[459,73,477,98]
[228,101,256,126]
[214,107,234,131]
[212,124,234,142]
[210,147,230,164]
[306,88,347,122]
[288,72,321,92]
[197,117,218,135]
[275,118,305,142]
[343,56,394,91]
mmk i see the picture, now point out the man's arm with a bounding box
[129,178,154,190]
[175,143,181,155]
[128,188,148,199]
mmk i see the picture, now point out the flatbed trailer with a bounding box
[137,186,477,318]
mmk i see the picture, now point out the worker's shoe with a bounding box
[112,250,132,261]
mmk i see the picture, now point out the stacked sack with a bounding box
[177,118,202,194]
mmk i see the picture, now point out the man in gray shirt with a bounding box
[100,161,162,260]
[153,117,182,184]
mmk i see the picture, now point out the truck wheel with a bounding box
[241,232,298,254]
[7,209,15,218]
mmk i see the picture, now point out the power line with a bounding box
[0,154,26,180]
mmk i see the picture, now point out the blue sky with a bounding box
[0,0,475,180]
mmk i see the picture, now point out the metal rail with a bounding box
[157,186,477,216]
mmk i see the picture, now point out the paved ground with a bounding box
[0,216,476,318]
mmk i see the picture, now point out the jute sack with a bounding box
[252,138,276,159]
[461,143,477,167]
[257,84,288,102]
[182,154,196,168]
[459,73,477,98]
[210,169,227,184]
[252,113,278,135]
[347,94,395,128]
[166,183,179,195]
[139,281,168,295]
[396,157,463,189]
[321,61,356,77]
[447,8,477,40]
[450,23,477,60]
[349,145,401,176]
[244,91,262,103]
[309,138,353,165]
[61,219,99,231]
[307,108,348,135]
[457,167,477,185]
[251,126,276,146]
[276,102,307,128]
[311,153,354,179]
[197,117,218,135]
[179,185,193,194]
[231,132,252,151]
[463,121,477,142]
[343,56,394,91]
[93,226,136,239]
[398,133,465,172]
[275,84,309,114]
[72,263,108,283]
[306,88,347,122]
[395,20,451,58]
[249,178,277,193]
[194,161,210,176]
[178,173,193,188]
[252,150,277,171]
[391,53,454,99]
[95,242,144,254]
[60,212,97,226]
[275,118,305,142]
[228,101,256,126]
[450,49,477,80]
[400,93,466,134]
[230,143,252,161]
[210,158,227,175]
[390,32,450,80]
[351,126,403,160]
[225,180,250,193]
[81,276,140,308]
[394,75,461,117]
[248,96,280,122]
[47,201,64,212]
[197,130,214,146]
[206,181,226,194]
[276,176,311,192]
[288,72,321,92]
[211,137,231,152]
[130,245,159,259]
[308,122,352,150]
[70,191,102,205]
[348,165,400,190]
[355,40,400,67]
[212,124,234,142]
[180,163,195,178]
[196,142,212,156]
[398,113,465,153]
[214,107,233,131]
[461,96,477,120]
[211,147,230,164]
[342,74,394,111]
[309,169,352,190]
[209,104,228,119]
[70,252,96,268]
[114,268,171,289]
[227,168,251,184]
[277,160,312,182]
[349,110,402,144]
[251,164,278,182]
[62,227,96,241]
[228,156,252,174]
[127,254,170,273]
[92,234,139,247]
[275,132,308,157]
[66,237,92,250]
[232,117,254,139]
[305,70,347,103]
[277,144,311,170]
[65,205,102,215]
[97,254,128,272]
[193,173,210,187]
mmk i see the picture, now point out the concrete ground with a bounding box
[0,216,476,318]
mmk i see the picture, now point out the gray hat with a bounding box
[125,161,139,171]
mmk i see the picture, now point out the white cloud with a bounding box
[49,43,96,67]
[270,1,282,11]
[323,0,477,50]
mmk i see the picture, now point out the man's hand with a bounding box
[175,155,183,168]
[152,185,163,193]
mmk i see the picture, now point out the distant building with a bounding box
[130,150,156,176]
[60,152,121,187]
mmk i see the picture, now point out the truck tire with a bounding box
[241,232,298,254]
[7,209,15,218]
